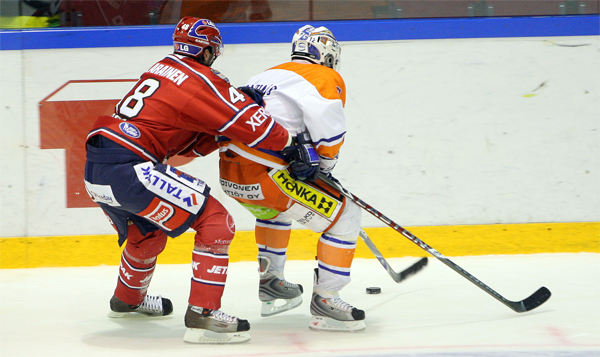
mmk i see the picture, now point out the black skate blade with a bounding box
[512,286,552,313]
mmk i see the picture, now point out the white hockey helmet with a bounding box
[291,25,341,71]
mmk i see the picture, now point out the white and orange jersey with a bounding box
[219,60,346,172]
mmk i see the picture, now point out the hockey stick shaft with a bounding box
[319,173,550,313]
[359,229,427,283]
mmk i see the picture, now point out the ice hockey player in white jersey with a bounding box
[218,25,366,332]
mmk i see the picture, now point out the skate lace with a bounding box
[211,309,238,323]
[280,279,300,288]
[139,295,163,313]
[329,297,354,312]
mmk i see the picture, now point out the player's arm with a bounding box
[181,80,292,151]
[299,88,346,173]
[177,133,219,157]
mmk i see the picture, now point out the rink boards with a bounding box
[1,17,598,269]
[1,222,597,268]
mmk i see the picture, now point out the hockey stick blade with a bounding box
[398,257,428,282]
[319,173,552,313]
[512,286,552,313]
[359,229,428,283]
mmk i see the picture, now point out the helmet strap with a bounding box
[291,54,318,65]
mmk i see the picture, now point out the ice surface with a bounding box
[1,253,598,356]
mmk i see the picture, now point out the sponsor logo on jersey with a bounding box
[207,265,228,274]
[245,107,270,132]
[219,179,265,200]
[142,200,176,231]
[211,68,230,84]
[166,166,207,192]
[149,202,174,222]
[270,169,339,218]
[84,181,121,206]
[119,122,141,138]
[134,163,206,214]
[119,265,133,280]
[168,166,198,185]
[297,210,316,225]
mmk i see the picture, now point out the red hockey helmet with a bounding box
[173,17,223,60]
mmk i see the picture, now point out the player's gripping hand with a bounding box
[238,86,265,107]
[280,132,320,182]
[322,171,341,187]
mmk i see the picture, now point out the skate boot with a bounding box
[309,268,366,332]
[108,294,173,318]
[257,256,303,317]
[184,305,251,344]
[259,275,304,317]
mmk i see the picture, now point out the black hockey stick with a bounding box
[319,173,551,313]
[359,229,428,283]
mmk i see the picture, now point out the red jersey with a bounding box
[87,54,291,163]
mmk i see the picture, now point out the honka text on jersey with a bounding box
[133,162,206,214]
[146,63,189,86]
[270,169,339,218]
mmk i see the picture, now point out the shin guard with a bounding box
[315,233,357,295]
[189,249,229,310]
[114,251,156,306]
[255,217,292,278]
[187,196,234,310]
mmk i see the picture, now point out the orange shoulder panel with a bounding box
[270,62,346,105]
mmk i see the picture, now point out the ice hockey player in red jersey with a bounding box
[84,17,319,344]
[218,25,366,332]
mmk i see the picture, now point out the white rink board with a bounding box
[0,253,598,356]
[0,36,598,237]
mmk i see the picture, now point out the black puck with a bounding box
[366,287,381,294]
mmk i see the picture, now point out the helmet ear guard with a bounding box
[323,54,334,69]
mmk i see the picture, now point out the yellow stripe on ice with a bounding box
[0,222,598,269]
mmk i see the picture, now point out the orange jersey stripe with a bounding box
[255,225,292,248]
[316,140,344,160]
[317,241,355,268]
[270,62,346,106]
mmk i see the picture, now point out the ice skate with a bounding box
[108,294,173,318]
[184,305,251,344]
[257,255,303,316]
[259,275,304,317]
[309,268,365,332]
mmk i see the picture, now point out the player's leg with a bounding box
[254,213,303,316]
[309,199,365,332]
[219,158,305,316]
[184,195,250,344]
[85,149,171,317]
[265,172,365,331]
[107,215,173,318]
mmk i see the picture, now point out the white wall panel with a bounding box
[0,36,597,237]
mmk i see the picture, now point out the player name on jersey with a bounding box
[147,63,189,86]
